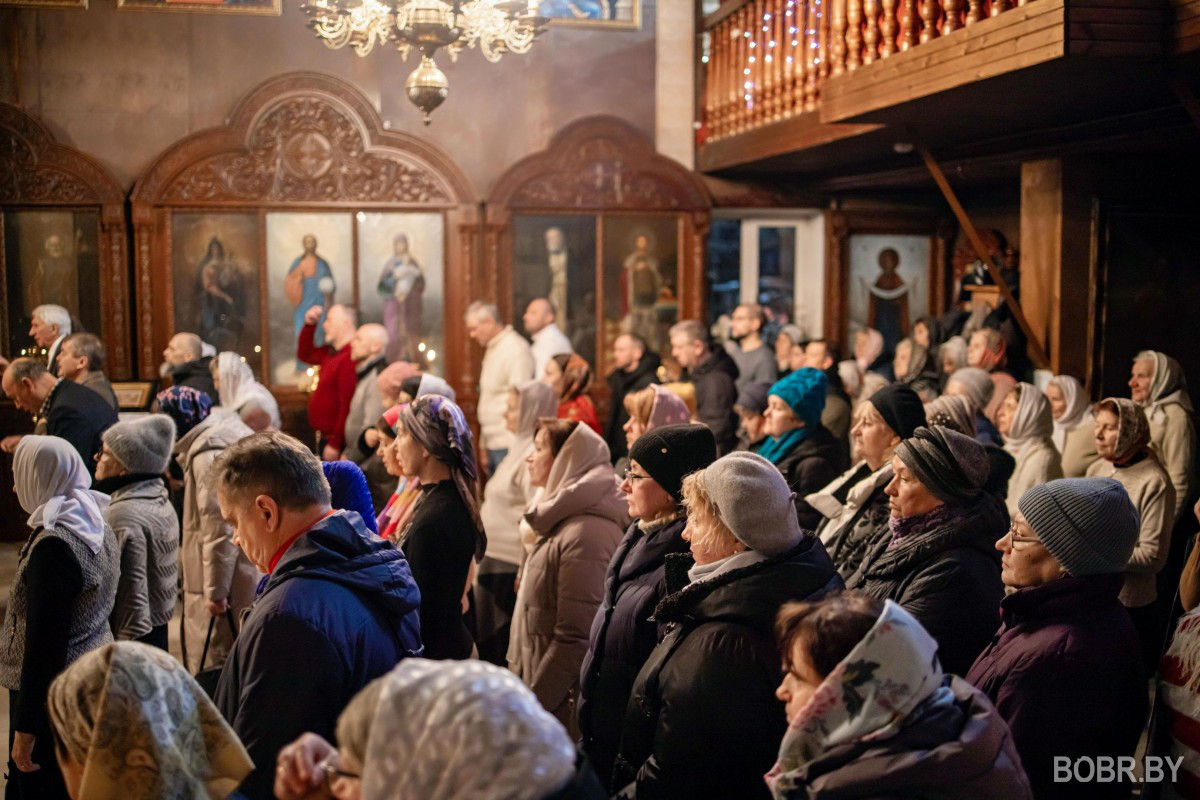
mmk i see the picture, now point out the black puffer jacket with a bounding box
[578,515,689,790]
[844,492,1008,676]
[772,425,848,531]
[685,346,739,456]
[604,352,662,462]
[612,537,842,799]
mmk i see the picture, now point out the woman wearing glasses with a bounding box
[508,420,627,736]
[966,478,1147,800]
[577,423,716,791]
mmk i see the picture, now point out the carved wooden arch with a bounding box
[0,103,132,377]
[485,116,712,399]
[130,72,479,423]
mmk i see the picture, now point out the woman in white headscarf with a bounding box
[996,383,1063,515]
[1130,350,1195,521]
[0,437,119,799]
[274,659,600,800]
[475,380,558,665]
[211,351,280,431]
[1045,374,1098,477]
[47,641,252,800]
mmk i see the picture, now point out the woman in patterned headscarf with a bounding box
[47,641,251,800]
[395,395,484,660]
[1088,397,1177,668]
[544,353,601,434]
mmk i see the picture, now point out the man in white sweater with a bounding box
[466,301,535,473]
[523,298,573,379]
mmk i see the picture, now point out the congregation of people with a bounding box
[2,296,1200,800]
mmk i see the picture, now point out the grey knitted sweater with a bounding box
[107,478,181,636]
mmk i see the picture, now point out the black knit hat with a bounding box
[868,383,927,439]
[629,423,718,502]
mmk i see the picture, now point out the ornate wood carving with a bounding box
[0,103,131,377]
[131,73,478,397]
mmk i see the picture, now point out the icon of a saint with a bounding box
[865,247,911,355]
[378,234,425,361]
[284,234,335,360]
[196,237,247,353]
[545,227,569,327]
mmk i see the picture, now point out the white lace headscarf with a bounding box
[346,659,576,800]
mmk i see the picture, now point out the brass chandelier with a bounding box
[301,0,547,124]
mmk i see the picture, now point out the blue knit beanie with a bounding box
[322,461,379,534]
[1017,478,1139,577]
[768,368,827,427]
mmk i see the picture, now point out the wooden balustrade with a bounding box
[700,0,1031,141]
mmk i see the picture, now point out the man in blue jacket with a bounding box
[213,431,422,800]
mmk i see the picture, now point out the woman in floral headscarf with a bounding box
[545,353,601,434]
[396,394,484,659]
[47,641,251,800]
[1088,397,1176,667]
[767,592,1030,800]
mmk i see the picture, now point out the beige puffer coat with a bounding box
[174,409,260,673]
[508,424,629,737]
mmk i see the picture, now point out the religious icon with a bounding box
[196,237,249,353]
[621,234,665,348]
[603,217,678,358]
[864,248,913,356]
[512,214,597,366]
[545,227,570,327]
[31,233,77,313]
[846,233,931,359]
[115,0,279,13]
[538,0,639,26]
[285,234,337,358]
[378,234,425,362]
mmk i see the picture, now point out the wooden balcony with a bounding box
[698,0,1192,176]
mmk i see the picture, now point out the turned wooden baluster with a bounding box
[966,0,984,24]
[831,0,847,75]
[919,0,939,42]
[880,0,897,56]
[989,0,1010,15]
[817,0,831,87]
[944,0,962,31]
[757,0,773,125]
[803,0,820,109]
[846,0,862,69]
[775,2,787,119]
[863,0,880,62]
[898,0,917,50]
[715,25,729,138]
[734,12,747,133]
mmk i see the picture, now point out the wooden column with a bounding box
[1019,158,1094,380]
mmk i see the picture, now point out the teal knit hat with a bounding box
[768,368,827,427]
[1017,478,1140,577]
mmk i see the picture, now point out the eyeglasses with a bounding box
[623,469,651,482]
[1005,521,1041,549]
[320,755,360,790]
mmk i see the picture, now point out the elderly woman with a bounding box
[844,425,1006,675]
[1,437,119,798]
[274,659,602,800]
[759,368,846,530]
[997,382,1063,515]
[210,351,280,431]
[1045,374,1098,477]
[476,380,558,665]
[967,328,1017,422]
[395,394,485,659]
[1130,350,1195,521]
[966,479,1146,800]
[47,642,252,800]
[853,327,888,376]
[892,337,939,401]
[611,452,841,799]
[809,384,926,581]
[509,421,626,734]
[1087,398,1176,667]
[924,393,976,436]
[579,423,716,789]
[946,366,1003,446]
[545,353,601,434]
[938,335,969,385]
[768,593,1030,799]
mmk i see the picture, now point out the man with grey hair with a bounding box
[728,302,778,391]
[29,304,71,377]
[669,319,739,455]
[57,332,118,411]
[0,357,117,472]
[466,301,534,472]
[162,331,217,398]
[343,323,390,463]
[213,431,421,800]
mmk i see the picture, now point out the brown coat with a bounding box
[508,426,628,736]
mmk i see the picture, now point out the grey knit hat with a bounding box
[1017,478,1139,577]
[701,452,804,556]
[102,415,177,475]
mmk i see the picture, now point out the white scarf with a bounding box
[1003,381,1055,457]
[15,436,108,554]
[1049,375,1092,452]
[216,352,279,427]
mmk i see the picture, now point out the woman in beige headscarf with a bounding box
[996,382,1063,515]
[1130,350,1195,521]
[47,641,251,800]
[1045,374,1098,477]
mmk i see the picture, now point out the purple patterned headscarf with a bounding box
[400,394,485,560]
[155,386,212,437]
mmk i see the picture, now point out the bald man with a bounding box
[163,331,217,398]
[342,323,391,463]
[523,297,572,378]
